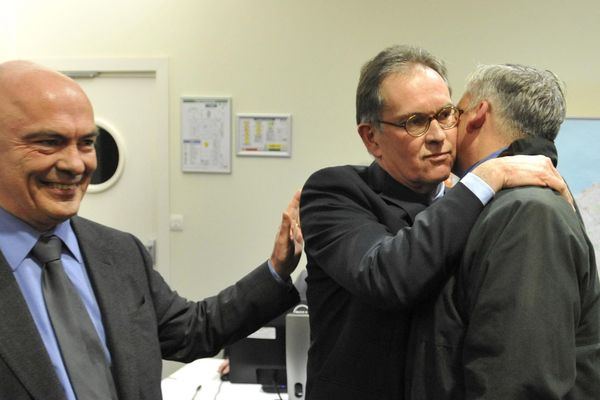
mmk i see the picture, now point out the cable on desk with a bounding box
[274,384,283,400]
[272,376,283,400]
[191,384,202,400]
[213,379,224,400]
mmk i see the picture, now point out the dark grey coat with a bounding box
[406,138,600,399]
[0,216,299,399]
[300,162,484,400]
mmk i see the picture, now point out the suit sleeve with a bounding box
[130,236,300,362]
[459,188,591,399]
[300,167,484,310]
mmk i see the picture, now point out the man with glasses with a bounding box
[299,45,572,400]
[406,64,600,399]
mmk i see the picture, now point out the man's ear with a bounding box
[466,100,489,132]
[358,123,381,158]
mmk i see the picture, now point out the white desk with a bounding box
[161,358,288,400]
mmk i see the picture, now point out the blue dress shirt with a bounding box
[454,147,508,207]
[0,208,111,400]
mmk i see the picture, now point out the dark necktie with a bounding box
[32,235,117,400]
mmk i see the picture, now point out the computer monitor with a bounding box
[286,305,310,400]
[228,304,310,396]
[228,312,288,393]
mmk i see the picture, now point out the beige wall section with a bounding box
[4,0,600,374]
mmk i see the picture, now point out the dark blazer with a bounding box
[300,162,485,400]
[0,216,299,400]
[406,138,600,399]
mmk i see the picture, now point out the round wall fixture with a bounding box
[88,119,126,193]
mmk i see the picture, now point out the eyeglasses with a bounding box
[377,105,462,137]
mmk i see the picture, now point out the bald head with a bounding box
[0,60,85,96]
[0,59,79,86]
[0,61,94,133]
[0,60,98,231]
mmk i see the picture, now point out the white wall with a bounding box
[3,0,600,373]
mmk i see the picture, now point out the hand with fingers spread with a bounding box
[270,191,303,279]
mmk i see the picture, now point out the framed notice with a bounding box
[237,113,292,157]
[181,97,231,173]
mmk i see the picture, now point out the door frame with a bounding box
[34,57,171,282]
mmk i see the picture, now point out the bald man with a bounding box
[0,60,302,400]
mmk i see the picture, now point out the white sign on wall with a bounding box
[181,97,231,173]
[237,113,292,157]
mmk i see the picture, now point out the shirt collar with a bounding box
[459,146,509,177]
[431,182,445,201]
[0,208,83,271]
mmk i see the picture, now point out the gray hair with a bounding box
[356,45,449,127]
[463,64,566,141]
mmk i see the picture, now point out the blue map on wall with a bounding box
[555,118,600,263]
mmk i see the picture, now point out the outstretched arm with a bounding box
[301,155,570,311]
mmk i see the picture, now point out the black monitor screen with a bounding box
[228,313,287,392]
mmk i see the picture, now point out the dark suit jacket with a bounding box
[300,162,485,399]
[0,216,299,400]
[406,138,600,399]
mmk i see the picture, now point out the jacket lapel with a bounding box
[368,162,430,222]
[71,218,140,400]
[0,254,66,400]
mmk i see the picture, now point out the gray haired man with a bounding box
[406,64,600,399]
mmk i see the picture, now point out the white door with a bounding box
[36,58,171,281]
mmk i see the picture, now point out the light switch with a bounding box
[170,214,184,231]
